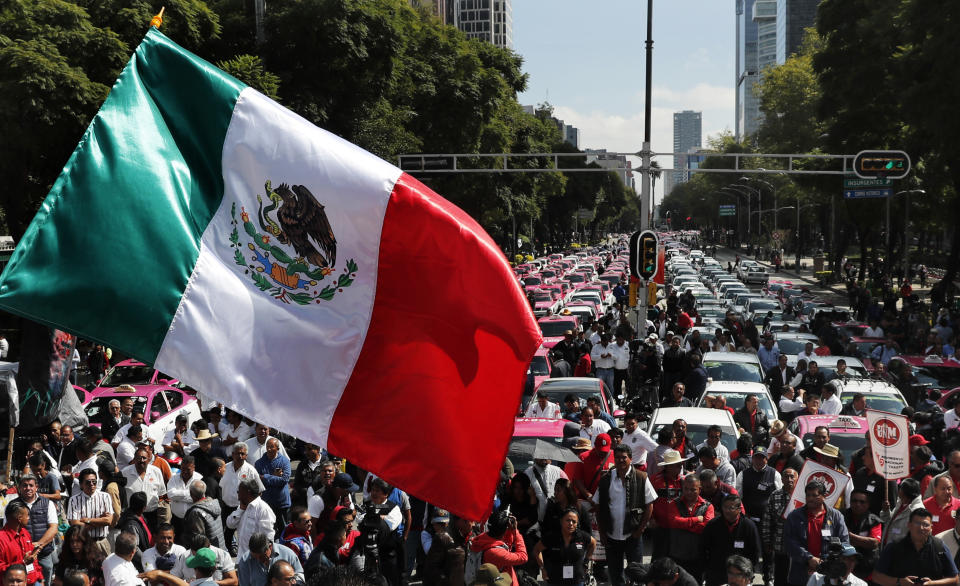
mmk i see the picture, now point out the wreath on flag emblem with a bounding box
[229,181,357,304]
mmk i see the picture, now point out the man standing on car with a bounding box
[592,334,616,392]
[612,334,631,396]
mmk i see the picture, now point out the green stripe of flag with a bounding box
[0,29,245,362]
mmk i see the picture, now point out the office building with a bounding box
[453,0,513,49]
[668,111,702,194]
[563,125,580,149]
[735,0,761,141]
[776,0,818,64]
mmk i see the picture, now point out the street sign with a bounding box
[844,176,892,188]
[844,187,893,199]
[718,204,736,217]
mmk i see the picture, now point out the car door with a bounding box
[145,390,173,445]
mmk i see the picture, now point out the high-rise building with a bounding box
[669,111,702,194]
[776,0,818,64]
[563,125,580,149]
[754,1,778,71]
[453,0,513,49]
[735,0,761,141]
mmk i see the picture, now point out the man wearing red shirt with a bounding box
[923,476,960,535]
[0,501,43,583]
[662,475,714,582]
[677,310,693,334]
[570,434,614,500]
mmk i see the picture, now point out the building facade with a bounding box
[585,150,634,191]
[735,0,760,141]
[453,0,513,49]
[776,0,818,64]
[668,111,702,194]
[755,0,778,71]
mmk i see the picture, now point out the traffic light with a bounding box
[640,233,658,280]
[629,281,638,307]
[853,150,911,179]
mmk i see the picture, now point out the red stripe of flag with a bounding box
[327,173,542,520]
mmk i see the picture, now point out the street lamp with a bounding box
[896,189,925,282]
[737,180,762,236]
[722,186,752,238]
[744,174,778,231]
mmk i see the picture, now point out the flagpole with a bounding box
[5,428,13,485]
[150,7,165,29]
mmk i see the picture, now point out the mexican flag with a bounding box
[0,29,541,520]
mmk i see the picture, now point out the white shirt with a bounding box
[226,497,276,557]
[67,490,114,539]
[623,428,659,465]
[589,331,602,345]
[524,463,569,520]
[779,395,805,413]
[819,394,843,415]
[162,428,198,460]
[945,409,960,431]
[225,422,253,444]
[103,553,145,586]
[167,472,203,518]
[864,326,884,338]
[796,351,815,363]
[112,423,133,445]
[221,460,265,508]
[525,401,561,419]
[121,464,167,512]
[244,436,289,464]
[142,544,188,572]
[805,572,868,586]
[579,419,611,442]
[591,343,616,369]
[72,455,102,492]
[359,501,402,532]
[116,437,137,468]
[591,474,658,540]
[611,343,630,370]
[173,546,235,582]
[695,440,730,464]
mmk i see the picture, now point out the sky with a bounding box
[513,0,735,203]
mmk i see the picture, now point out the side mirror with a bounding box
[613,409,626,418]
[151,412,161,420]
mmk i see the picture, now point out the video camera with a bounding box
[816,539,851,585]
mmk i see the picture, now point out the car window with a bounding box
[704,392,776,420]
[99,365,154,387]
[539,321,576,337]
[164,390,184,410]
[858,394,905,414]
[529,355,550,376]
[651,423,737,454]
[85,396,147,420]
[776,338,817,355]
[149,392,171,419]
[703,361,764,383]
[801,433,864,465]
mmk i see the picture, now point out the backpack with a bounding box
[464,543,507,584]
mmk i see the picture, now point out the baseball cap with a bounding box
[594,433,612,452]
[332,473,359,491]
[431,509,451,524]
[909,434,930,447]
[186,547,217,569]
[472,563,512,586]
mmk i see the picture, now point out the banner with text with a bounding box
[866,409,910,480]
[783,460,850,518]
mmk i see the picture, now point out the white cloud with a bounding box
[553,82,734,203]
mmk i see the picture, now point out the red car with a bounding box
[537,315,580,348]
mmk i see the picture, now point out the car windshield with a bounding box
[540,321,575,337]
[910,365,960,389]
[530,390,609,414]
[529,356,549,376]
[508,435,564,472]
[565,274,585,284]
[853,341,883,355]
[85,396,148,420]
[801,433,865,466]
[776,338,816,354]
[820,365,868,378]
[703,361,764,383]
[750,301,779,312]
[650,423,737,454]
[534,292,553,302]
[523,276,542,286]
[99,365,154,387]
[862,394,906,414]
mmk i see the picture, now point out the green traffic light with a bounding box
[885,161,893,170]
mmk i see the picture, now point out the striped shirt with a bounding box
[761,487,791,554]
[67,490,113,539]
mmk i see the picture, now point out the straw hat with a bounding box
[657,449,691,468]
[813,444,840,459]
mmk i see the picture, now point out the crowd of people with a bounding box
[1,240,960,586]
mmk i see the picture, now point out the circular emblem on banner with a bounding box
[809,472,837,498]
[872,418,901,447]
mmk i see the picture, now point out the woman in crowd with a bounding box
[532,508,596,586]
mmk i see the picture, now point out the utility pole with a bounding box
[639,0,654,231]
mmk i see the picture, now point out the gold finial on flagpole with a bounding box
[150,7,165,29]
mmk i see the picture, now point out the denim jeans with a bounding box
[597,368,615,393]
[605,534,643,586]
[37,553,54,586]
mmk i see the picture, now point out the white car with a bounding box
[697,381,778,421]
[737,261,770,284]
[647,407,740,456]
[831,378,907,414]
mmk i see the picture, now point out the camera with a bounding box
[817,540,849,585]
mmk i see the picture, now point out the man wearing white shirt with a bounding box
[588,323,602,346]
[945,401,960,431]
[622,413,658,467]
[524,459,568,520]
[591,334,617,392]
[864,320,884,338]
[104,532,147,586]
[167,454,203,532]
[244,424,289,464]
[162,414,198,461]
[15,474,58,585]
[221,443,264,555]
[142,524,188,573]
[778,386,806,420]
[116,424,144,468]
[72,439,102,492]
[819,381,843,415]
[695,424,731,463]
[226,478,276,557]
[524,391,561,418]
[612,335,631,395]
[112,411,146,446]
[122,446,167,528]
[796,342,816,364]
[578,407,612,442]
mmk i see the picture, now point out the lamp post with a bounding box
[896,189,925,283]
[639,0,654,230]
[737,181,762,236]
[745,176,777,231]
